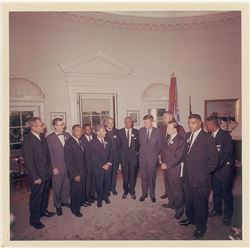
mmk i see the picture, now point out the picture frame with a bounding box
[127,110,140,126]
[204,99,240,122]
[50,112,66,129]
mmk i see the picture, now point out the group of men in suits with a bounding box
[22,111,235,240]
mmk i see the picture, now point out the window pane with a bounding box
[10,128,22,143]
[10,143,22,150]
[92,116,101,127]
[22,127,31,139]
[21,111,33,126]
[157,108,166,117]
[10,112,21,127]
[92,112,100,116]
[82,116,91,125]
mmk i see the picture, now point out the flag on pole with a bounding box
[168,73,180,122]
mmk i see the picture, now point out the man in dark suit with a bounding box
[160,111,186,200]
[160,121,185,219]
[81,124,96,204]
[179,114,219,239]
[139,115,164,203]
[46,118,71,216]
[64,124,87,217]
[90,124,113,208]
[105,117,120,196]
[119,116,139,200]
[205,116,235,225]
[22,117,55,229]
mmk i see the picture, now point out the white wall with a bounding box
[9,12,241,133]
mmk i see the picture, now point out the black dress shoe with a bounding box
[122,193,128,199]
[151,197,156,203]
[162,203,174,209]
[131,194,136,200]
[209,210,222,217]
[160,194,168,199]
[56,208,63,216]
[62,203,70,208]
[82,202,91,207]
[40,211,56,217]
[30,221,45,229]
[179,219,190,226]
[105,199,111,204]
[97,201,102,207]
[193,229,205,239]
[139,196,146,202]
[175,210,184,220]
[223,216,231,225]
[112,190,118,195]
[72,211,83,217]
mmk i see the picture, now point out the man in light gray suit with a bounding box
[46,118,71,216]
[139,115,164,203]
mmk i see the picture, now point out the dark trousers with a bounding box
[85,167,96,200]
[140,162,157,198]
[163,170,168,196]
[95,167,112,202]
[110,157,119,192]
[70,178,83,213]
[184,179,210,233]
[52,171,70,209]
[29,179,51,224]
[166,166,184,214]
[121,162,136,195]
[212,172,234,218]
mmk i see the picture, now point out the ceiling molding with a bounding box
[42,11,240,31]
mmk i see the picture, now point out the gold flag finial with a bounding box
[171,72,176,78]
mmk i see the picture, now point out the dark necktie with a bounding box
[146,129,150,144]
[79,140,84,151]
[101,139,106,149]
[187,132,194,153]
[127,129,130,146]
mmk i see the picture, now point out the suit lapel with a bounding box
[189,130,202,154]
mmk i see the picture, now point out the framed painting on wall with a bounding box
[127,110,140,126]
[204,99,240,132]
[50,112,66,129]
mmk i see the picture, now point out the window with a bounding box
[77,93,116,129]
[148,108,166,128]
[10,111,33,150]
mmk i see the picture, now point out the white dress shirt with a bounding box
[85,134,93,142]
[31,131,41,141]
[212,128,220,138]
[168,132,178,145]
[125,128,132,147]
[55,132,65,146]
[188,128,202,153]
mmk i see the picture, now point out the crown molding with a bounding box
[42,11,240,31]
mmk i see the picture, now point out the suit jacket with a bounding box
[22,132,52,183]
[183,130,219,188]
[105,128,120,161]
[80,134,96,171]
[213,128,234,171]
[46,132,71,172]
[161,124,186,139]
[64,136,87,180]
[139,127,163,160]
[90,137,113,171]
[119,128,139,167]
[160,133,185,170]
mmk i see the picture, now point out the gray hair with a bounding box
[28,117,42,128]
